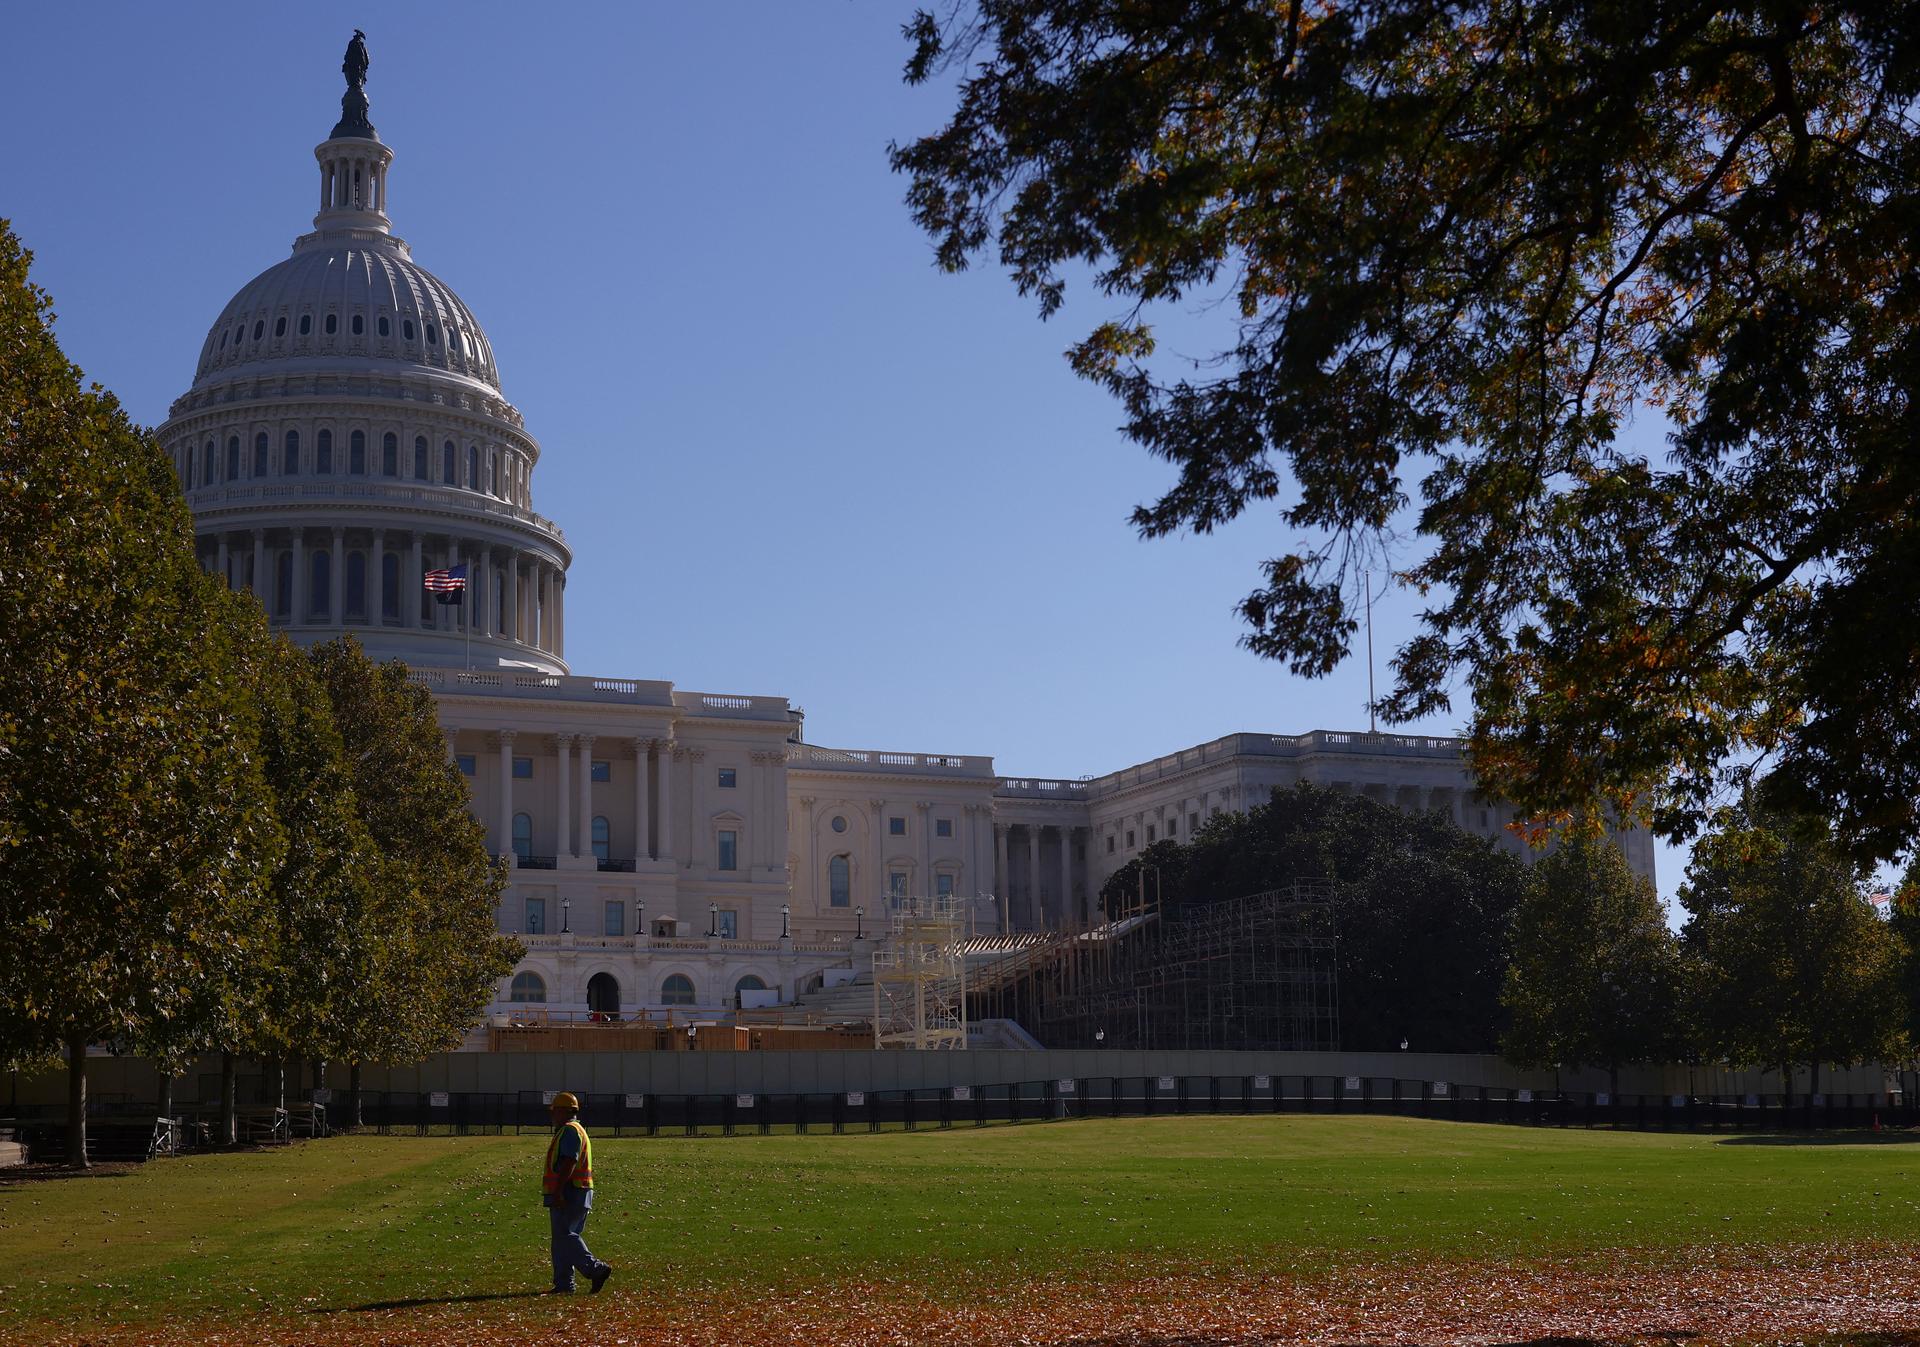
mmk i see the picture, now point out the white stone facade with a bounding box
[164,64,1655,1029]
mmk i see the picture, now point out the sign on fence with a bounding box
[1595,1092,1610,1106]
[311,1088,331,1104]
[1157,1076,1176,1091]
[624,1094,645,1110]
[1517,1089,1532,1103]
[846,1091,865,1106]
[1253,1075,1271,1090]
[1432,1081,1450,1097]
[1056,1079,1075,1094]
[1670,1094,1686,1107]
[541,1090,556,1105]
[735,1094,754,1110]
[1812,1094,1826,1107]
[429,1091,449,1108]
[952,1086,971,1102]
[1744,1093,1759,1107]
[1344,1076,1361,1091]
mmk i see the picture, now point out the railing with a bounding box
[516,854,557,870]
[671,691,800,721]
[407,669,676,705]
[793,744,995,776]
[185,480,565,539]
[597,858,637,873]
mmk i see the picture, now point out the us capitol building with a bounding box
[159,45,1654,1028]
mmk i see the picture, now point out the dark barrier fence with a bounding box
[9,1077,1912,1158]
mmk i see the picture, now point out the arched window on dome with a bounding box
[226,437,240,482]
[491,453,501,497]
[381,551,399,624]
[381,432,398,477]
[467,446,479,490]
[349,430,366,475]
[512,813,532,861]
[252,320,264,342]
[378,315,390,338]
[829,855,851,908]
[177,450,190,490]
[660,974,696,1007]
[316,429,332,474]
[413,436,428,481]
[202,440,214,486]
[274,316,286,338]
[219,328,229,350]
[351,314,364,336]
[274,552,292,619]
[283,430,299,475]
[324,313,337,335]
[403,318,416,342]
[426,322,439,346]
[234,324,245,348]
[253,432,269,478]
[310,550,329,620]
[442,441,456,485]
[509,971,545,1003]
[299,314,312,337]
[345,550,366,620]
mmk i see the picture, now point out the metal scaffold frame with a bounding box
[871,895,969,1050]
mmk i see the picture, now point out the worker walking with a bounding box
[542,1091,613,1294]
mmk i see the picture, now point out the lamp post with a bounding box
[780,903,791,939]
[854,906,864,940]
[1095,1028,1106,1047]
[560,898,571,934]
[636,899,644,937]
[708,903,718,937]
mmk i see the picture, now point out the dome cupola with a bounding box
[159,33,571,676]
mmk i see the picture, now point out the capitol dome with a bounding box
[160,41,570,676]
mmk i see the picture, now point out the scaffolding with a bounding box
[871,894,968,1050]
[979,881,1339,1051]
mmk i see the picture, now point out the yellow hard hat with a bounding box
[551,1091,580,1110]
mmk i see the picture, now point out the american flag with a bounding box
[423,563,467,593]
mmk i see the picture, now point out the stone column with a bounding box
[576,734,595,860]
[687,748,707,868]
[371,528,386,623]
[655,740,676,865]
[554,734,573,862]
[251,531,266,598]
[870,799,886,904]
[505,552,519,644]
[917,801,932,897]
[1059,827,1075,929]
[538,566,552,651]
[291,530,307,622]
[632,737,651,862]
[994,824,1009,920]
[409,533,424,629]
[448,539,463,634]
[555,575,565,657]
[496,730,516,863]
[1025,826,1041,930]
[332,526,347,624]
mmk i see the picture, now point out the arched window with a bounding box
[253,432,269,477]
[426,321,439,345]
[590,816,609,863]
[345,550,366,618]
[381,551,399,622]
[226,436,240,481]
[274,552,292,618]
[587,972,620,1016]
[324,313,338,335]
[442,441,456,484]
[378,315,391,337]
[491,453,502,496]
[178,450,191,490]
[274,316,286,338]
[829,855,851,908]
[381,432,398,477]
[509,971,545,1003]
[660,974,695,1006]
[252,320,264,341]
[733,975,767,1009]
[413,436,428,480]
[349,430,366,475]
[310,551,329,618]
[299,314,312,336]
[512,812,532,860]
[202,440,214,485]
[316,428,333,474]
[351,314,364,336]
[467,445,479,489]
[403,318,416,341]
[283,429,299,475]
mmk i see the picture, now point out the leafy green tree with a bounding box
[307,638,515,1120]
[0,220,281,1165]
[1502,832,1684,1094]
[893,3,1920,863]
[1102,784,1529,1051]
[1681,803,1908,1093]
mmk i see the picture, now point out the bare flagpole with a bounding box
[1365,569,1376,734]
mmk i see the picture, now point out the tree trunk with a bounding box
[66,1032,89,1170]
[348,1061,364,1129]
[220,1052,237,1146]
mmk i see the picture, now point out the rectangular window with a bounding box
[716,909,738,939]
[935,818,952,838]
[604,900,624,937]
[1147,824,1157,843]
[718,830,738,871]
[1167,818,1177,835]
[889,816,906,836]
[455,754,476,776]
[888,871,908,898]
[513,756,532,779]
[1106,836,1115,855]
[1189,812,1200,832]
[935,874,954,898]
[591,760,610,783]
[1126,830,1135,848]
[717,767,737,788]
[524,897,546,935]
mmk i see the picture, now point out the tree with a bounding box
[1680,802,1908,1093]
[893,3,1920,864]
[0,220,280,1165]
[306,638,516,1119]
[1501,832,1683,1094]
[1102,784,1529,1051]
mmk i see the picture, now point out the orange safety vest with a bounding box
[542,1118,594,1196]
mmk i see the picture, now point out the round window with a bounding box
[831,815,847,833]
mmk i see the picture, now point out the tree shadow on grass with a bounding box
[1716,1132,1920,1146]
[317,1291,545,1313]
[0,1163,138,1184]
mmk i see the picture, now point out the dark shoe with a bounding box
[590,1265,613,1295]
[545,1286,575,1295]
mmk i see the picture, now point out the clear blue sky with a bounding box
[4,4,1692,899]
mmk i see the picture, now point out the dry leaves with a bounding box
[35,1242,1920,1347]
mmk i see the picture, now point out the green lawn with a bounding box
[0,1116,1915,1333]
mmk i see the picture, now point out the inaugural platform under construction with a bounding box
[871,894,970,1049]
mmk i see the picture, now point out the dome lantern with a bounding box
[315,29,391,235]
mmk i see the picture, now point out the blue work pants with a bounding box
[548,1196,605,1290]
